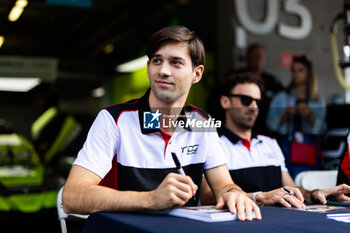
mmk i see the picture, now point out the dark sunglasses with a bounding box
[226,94,262,107]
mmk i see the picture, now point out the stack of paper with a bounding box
[168,205,256,222]
[327,213,350,223]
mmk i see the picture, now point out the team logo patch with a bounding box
[181,144,199,155]
[143,110,161,129]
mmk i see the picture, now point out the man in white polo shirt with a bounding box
[62,26,260,221]
[200,72,350,207]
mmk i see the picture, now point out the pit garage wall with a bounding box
[217,0,345,103]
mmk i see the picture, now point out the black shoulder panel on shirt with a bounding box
[104,99,139,122]
[184,104,209,120]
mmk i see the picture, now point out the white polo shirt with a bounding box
[219,127,287,192]
[73,89,226,204]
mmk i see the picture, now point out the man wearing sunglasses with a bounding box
[200,72,350,207]
[227,43,284,137]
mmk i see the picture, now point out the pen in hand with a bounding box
[283,187,295,196]
[171,152,186,175]
[283,187,307,205]
[171,152,196,202]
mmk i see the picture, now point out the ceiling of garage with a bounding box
[0,0,218,138]
[0,0,213,76]
[0,0,217,103]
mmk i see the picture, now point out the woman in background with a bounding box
[266,55,326,177]
[266,55,326,135]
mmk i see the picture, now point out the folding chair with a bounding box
[57,186,89,233]
[321,128,349,170]
[294,170,338,190]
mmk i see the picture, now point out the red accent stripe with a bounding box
[99,155,118,190]
[160,130,171,157]
[116,109,138,125]
[104,99,139,109]
[184,104,208,120]
[341,148,350,180]
[186,110,208,120]
[241,139,251,151]
[99,100,139,188]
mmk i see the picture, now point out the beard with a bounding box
[237,118,255,130]
[232,109,258,131]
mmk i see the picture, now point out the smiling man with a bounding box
[62,26,261,221]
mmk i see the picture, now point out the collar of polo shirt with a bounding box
[218,127,258,144]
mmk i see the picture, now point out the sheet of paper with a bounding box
[327,213,350,223]
[291,204,349,213]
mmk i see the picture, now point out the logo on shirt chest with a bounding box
[263,151,277,159]
[181,144,199,155]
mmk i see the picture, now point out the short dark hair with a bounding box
[246,43,264,57]
[146,25,205,68]
[220,72,264,96]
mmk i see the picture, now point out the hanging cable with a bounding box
[329,12,350,91]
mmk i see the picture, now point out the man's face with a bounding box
[225,83,261,130]
[147,41,203,104]
[247,47,266,74]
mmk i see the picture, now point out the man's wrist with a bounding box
[226,187,242,193]
[141,191,155,210]
[216,186,243,201]
[310,189,320,203]
[253,191,262,204]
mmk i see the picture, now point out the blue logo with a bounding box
[143,110,161,129]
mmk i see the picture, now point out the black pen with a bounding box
[283,187,295,196]
[171,152,196,202]
[171,152,186,175]
[284,187,307,204]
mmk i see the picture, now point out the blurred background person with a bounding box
[266,55,327,178]
[229,43,284,136]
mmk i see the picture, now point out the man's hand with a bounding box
[146,173,197,210]
[312,184,350,204]
[256,186,305,209]
[216,190,262,221]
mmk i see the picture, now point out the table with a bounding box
[83,206,350,233]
